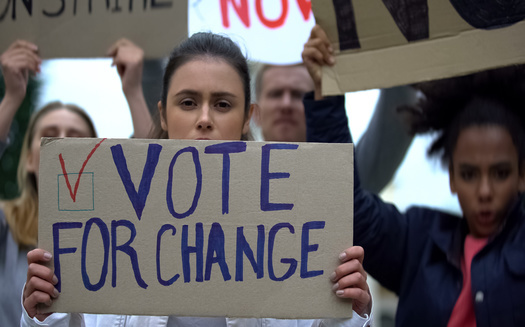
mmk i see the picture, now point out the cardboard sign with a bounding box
[38,138,354,318]
[312,0,525,94]
[0,1,187,58]
[189,0,315,64]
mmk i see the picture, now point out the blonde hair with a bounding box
[2,102,96,247]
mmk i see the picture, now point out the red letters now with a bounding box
[220,0,311,29]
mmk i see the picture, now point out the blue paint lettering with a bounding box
[268,223,297,281]
[156,224,180,286]
[111,143,162,221]
[167,147,202,219]
[205,223,231,281]
[235,225,265,281]
[204,142,247,214]
[300,221,325,278]
[81,218,110,291]
[53,222,82,292]
[111,220,148,289]
[260,144,298,211]
[182,223,204,282]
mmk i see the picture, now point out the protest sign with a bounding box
[312,0,525,94]
[38,138,354,318]
[0,0,187,58]
[190,0,315,64]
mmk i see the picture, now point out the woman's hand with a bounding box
[301,25,335,100]
[331,246,372,317]
[107,38,152,138]
[0,40,41,141]
[23,249,58,321]
[107,38,144,96]
[1,40,41,103]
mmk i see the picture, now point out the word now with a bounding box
[53,219,326,291]
[110,142,298,220]
[220,0,311,29]
[333,0,525,50]
[0,0,172,20]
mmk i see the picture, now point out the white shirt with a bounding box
[21,310,372,327]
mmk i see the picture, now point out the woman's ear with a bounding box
[251,102,261,126]
[243,104,256,135]
[26,148,36,174]
[158,101,167,131]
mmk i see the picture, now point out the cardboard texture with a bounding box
[0,1,187,59]
[312,0,525,95]
[38,138,354,318]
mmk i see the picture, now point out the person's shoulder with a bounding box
[405,205,461,227]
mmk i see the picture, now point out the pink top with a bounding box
[447,235,488,327]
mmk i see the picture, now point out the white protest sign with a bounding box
[0,0,187,58]
[312,0,525,94]
[189,0,315,64]
[39,138,354,318]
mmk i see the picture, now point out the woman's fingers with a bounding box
[24,249,58,319]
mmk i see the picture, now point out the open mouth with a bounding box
[477,210,495,225]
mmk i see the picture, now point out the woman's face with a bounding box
[26,108,94,179]
[159,58,251,140]
[449,125,525,237]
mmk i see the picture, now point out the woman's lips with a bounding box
[274,118,297,126]
[477,210,495,224]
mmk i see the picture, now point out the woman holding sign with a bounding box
[0,39,152,327]
[303,24,525,326]
[21,33,372,326]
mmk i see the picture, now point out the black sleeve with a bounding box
[304,92,353,143]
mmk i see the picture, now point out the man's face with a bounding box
[256,65,314,142]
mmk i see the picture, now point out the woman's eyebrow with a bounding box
[171,90,237,99]
[211,91,237,98]
[491,162,512,169]
[458,163,477,170]
[174,89,200,97]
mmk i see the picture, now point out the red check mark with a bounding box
[59,138,106,202]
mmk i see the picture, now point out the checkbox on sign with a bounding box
[58,172,95,211]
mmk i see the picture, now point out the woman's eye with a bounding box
[40,130,59,138]
[180,99,197,109]
[460,170,475,181]
[494,169,510,180]
[215,101,231,111]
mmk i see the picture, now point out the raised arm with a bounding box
[302,25,335,101]
[302,25,415,193]
[302,25,351,143]
[0,40,41,144]
[107,39,153,138]
[355,86,417,193]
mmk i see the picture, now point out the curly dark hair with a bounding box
[398,65,525,166]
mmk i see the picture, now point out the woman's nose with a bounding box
[197,106,213,131]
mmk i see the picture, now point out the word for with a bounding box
[52,219,326,291]
[109,142,298,220]
[0,0,172,21]
[332,0,525,50]
[220,0,311,29]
